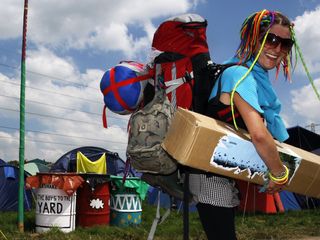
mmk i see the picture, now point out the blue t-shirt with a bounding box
[210,58,289,142]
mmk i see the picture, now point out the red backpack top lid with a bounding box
[152,13,209,57]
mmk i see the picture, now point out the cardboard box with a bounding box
[162,108,320,199]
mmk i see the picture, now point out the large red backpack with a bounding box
[147,13,213,113]
[100,14,220,128]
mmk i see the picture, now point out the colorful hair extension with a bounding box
[290,26,320,101]
[236,10,275,63]
[281,26,296,82]
[231,28,270,130]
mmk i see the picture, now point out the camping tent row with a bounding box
[2,143,319,213]
[0,147,136,212]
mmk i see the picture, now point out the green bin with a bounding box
[109,176,148,227]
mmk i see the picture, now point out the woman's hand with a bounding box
[266,180,284,194]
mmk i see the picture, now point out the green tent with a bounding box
[24,162,49,176]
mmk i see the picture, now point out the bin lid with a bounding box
[110,175,149,200]
[26,173,84,196]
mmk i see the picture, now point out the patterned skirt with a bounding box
[189,173,240,207]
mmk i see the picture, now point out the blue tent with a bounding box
[0,160,32,211]
[279,191,301,211]
[50,146,137,176]
[284,126,320,209]
[293,193,320,209]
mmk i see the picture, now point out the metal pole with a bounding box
[18,0,29,232]
[183,171,189,240]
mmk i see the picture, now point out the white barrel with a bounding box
[35,185,76,233]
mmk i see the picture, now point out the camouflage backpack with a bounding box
[126,90,177,175]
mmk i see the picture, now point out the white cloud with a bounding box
[291,78,320,124]
[293,7,320,75]
[284,6,320,130]
[0,48,129,162]
[0,0,193,59]
[27,47,78,83]
[0,0,22,39]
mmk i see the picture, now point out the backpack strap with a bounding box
[210,63,245,105]
[122,157,131,184]
[164,71,194,94]
[102,105,108,128]
[206,63,249,130]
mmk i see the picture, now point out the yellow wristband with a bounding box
[269,165,289,183]
[273,177,288,185]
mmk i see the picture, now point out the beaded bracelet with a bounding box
[268,165,289,185]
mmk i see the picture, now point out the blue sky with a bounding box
[0,0,319,162]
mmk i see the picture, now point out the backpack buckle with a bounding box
[183,71,193,83]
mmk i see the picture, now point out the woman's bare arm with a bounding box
[221,92,286,192]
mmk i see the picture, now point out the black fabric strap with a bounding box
[179,20,208,29]
[154,52,185,63]
[191,52,211,72]
[209,63,239,105]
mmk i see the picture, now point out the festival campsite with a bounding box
[0,142,320,239]
[1,121,320,237]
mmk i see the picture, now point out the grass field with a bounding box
[1,203,320,240]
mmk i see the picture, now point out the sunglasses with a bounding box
[262,33,294,53]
